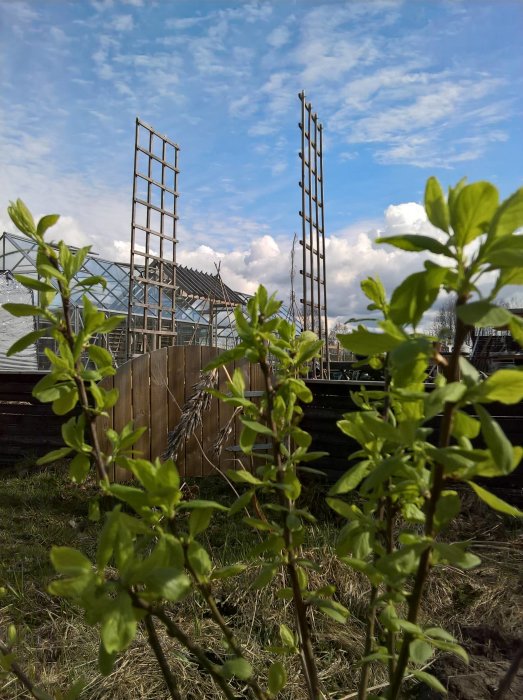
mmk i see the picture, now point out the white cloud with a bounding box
[267,25,290,48]
[111,14,134,32]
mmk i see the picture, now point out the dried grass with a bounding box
[1,472,521,699]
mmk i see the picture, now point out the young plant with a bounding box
[1,201,336,700]
[332,177,523,698]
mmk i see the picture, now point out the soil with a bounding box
[413,625,523,699]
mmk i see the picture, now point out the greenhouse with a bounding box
[0,230,264,371]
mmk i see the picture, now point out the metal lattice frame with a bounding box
[298,91,329,376]
[128,118,180,357]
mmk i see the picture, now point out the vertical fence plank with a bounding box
[184,346,203,477]
[201,346,219,476]
[217,361,234,474]
[150,348,168,461]
[132,353,151,459]
[167,346,186,474]
[96,375,114,480]
[113,360,132,481]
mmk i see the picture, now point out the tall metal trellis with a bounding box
[128,118,180,358]
[298,91,329,376]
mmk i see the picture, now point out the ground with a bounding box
[0,463,522,699]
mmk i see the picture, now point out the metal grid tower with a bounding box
[298,91,329,376]
[128,118,180,358]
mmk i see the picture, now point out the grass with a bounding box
[1,463,522,699]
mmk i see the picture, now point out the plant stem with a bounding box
[388,298,470,700]
[183,553,268,700]
[48,252,109,484]
[358,584,378,700]
[0,638,46,700]
[130,594,237,700]
[144,614,182,700]
[259,352,321,700]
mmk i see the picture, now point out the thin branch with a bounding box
[144,614,182,700]
[0,638,46,700]
[130,593,237,700]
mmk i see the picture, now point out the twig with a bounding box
[144,614,182,700]
[0,638,46,700]
[493,641,523,699]
[129,593,237,700]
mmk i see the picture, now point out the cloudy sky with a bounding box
[1,0,522,322]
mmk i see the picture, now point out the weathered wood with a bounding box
[132,353,150,459]
[184,346,203,477]
[113,360,132,481]
[96,375,114,479]
[201,346,219,476]
[150,348,168,462]
[167,345,186,472]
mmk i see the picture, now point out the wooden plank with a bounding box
[201,346,219,476]
[167,345,186,474]
[113,360,132,481]
[184,346,203,477]
[150,348,168,462]
[217,359,234,474]
[95,375,114,475]
[132,353,151,460]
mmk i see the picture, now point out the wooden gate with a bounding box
[96,346,263,480]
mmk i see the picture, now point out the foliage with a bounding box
[2,177,523,700]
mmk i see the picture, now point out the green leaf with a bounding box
[475,404,513,475]
[488,187,523,239]
[210,563,248,579]
[279,624,295,648]
[411,669,447,694]
[8,199,37,236]
[37,214,60,236]
[313,598,350,623]
[241,418,274,436]
[36,446,73,465]
[361,276,387,310]
[451,411,480,440]
[6,329,47,356]
[409,639,434,665]
[475,369,523,404]
[189,508,213,537]
[451,181,499,246]
[51,547,92,576]
[434,491,461,531]
[2,303,41,317]
[390,264,450,328]
[222,657,253,680]
[69,453,91,483]
[187,541,212,578]
[143,569,191,602]
[482,234,523,268]
[327,498,357,519]
[268,660,287,695]
[204,345,246,371]
[101,593,137,653]
[424,176,450,233]
[377,233,451,257]
[98,642,117,676]
[433,543,481,569]
[457,302,512,328]
[338,327,403,355]
[229,489,254,515]
[467,481,523,517]
[252,564,278,589]
[227,469,262,485]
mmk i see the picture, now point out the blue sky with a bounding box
[1,0,522,319]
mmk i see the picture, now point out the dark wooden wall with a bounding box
[0,372,64,465]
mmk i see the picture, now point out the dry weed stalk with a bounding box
[163,368,218,460]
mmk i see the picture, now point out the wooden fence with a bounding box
[95,346,264,480]
[0,372,65,465]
